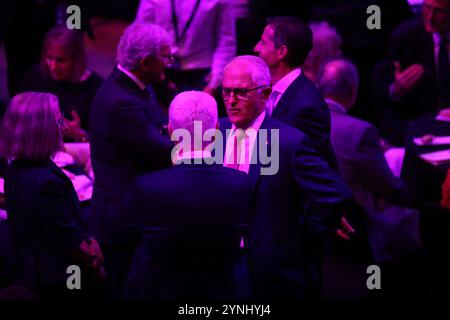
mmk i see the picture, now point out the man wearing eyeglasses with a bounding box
[219,55,351,299]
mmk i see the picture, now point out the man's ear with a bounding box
[140,56,154,71]
[277,45,288,61]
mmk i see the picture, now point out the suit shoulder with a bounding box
[291,74,327,106]
[135,167,176,185]
[268,118,307,143]
[333,113,373,133]
[331,113,379,148]
[6,162,65,191]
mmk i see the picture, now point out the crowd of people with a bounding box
[0,0,449,300]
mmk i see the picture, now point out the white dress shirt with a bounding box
[136,0,237,89]
[266,68,301,115]
[224,111,266,174]
[325,98,347,114]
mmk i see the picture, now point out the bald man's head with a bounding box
[318,59,359,110]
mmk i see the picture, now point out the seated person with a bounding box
[0,92,104,299]
[19,26,103,142]
[318,59,422,263]
[378,0,450,146]
[116,91,251,300]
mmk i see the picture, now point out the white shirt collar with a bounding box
[326,98,347,114]
[231,110,266,134]
[117,64,146,90]
[272,68,301,95]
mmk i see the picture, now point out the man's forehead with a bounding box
[263,25,275,39]
[224,63,253,82]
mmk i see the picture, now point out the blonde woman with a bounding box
[1,92,104,299]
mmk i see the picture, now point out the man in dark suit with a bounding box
[89,23,173,297]
[116,91,251,299]
[89,23,173,245]
[220,55,350,299]
[253,17,341,296]
[253,16,336,169]
[379,0,450,145]
[319,59,421,265]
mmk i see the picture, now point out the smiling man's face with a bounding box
[222,61,268,129]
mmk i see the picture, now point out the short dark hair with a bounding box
[267,16,313,67]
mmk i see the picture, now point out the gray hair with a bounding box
[1,92,62,161]
[318,59,359,101]
[117,23,170,71]
[303,21,342,82]
[169,91,218,137]
[224,55,271,87]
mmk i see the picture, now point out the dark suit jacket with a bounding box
[4,159,85,288]
[220,115,350,299]
[328,100,421,262]
[89,66,172,244]
[116,162,251,300]
[381,18,447,145]
[272,72,337,170]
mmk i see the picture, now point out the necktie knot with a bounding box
[266,91,280,116]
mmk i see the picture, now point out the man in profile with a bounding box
[89,23,174,297]
[220,55,350,299]
[254,16,336,169]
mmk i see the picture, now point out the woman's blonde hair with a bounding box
[1,92,63,161]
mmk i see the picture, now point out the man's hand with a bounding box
[336,216,356,241]
[63,110,88,142]
[87,238,104,270]
[391,61,424,99]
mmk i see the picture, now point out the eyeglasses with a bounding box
[222,86,267,101]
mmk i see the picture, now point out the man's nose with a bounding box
[228,91,238,104]
[48,61,57,70]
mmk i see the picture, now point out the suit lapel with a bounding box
[114,66,164,128]
[271,74,303,119]
[248,115,271,192]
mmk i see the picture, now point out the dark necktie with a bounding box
[438,34,450,106]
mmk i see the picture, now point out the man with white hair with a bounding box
[89,23,174,297]
[219,55,351,299]
[117,91,251,299]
